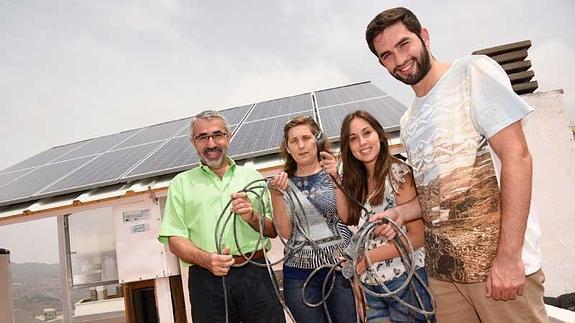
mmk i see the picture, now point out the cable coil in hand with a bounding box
[213,176,435,323]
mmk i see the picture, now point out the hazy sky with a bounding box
[0,0,573,263]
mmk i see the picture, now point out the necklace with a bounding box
[294,166,322,177]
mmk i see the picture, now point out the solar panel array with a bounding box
[115,119,190,149]
[315,82,388,108]
[0,82,406,206]
[123,137,199,180]
[124,105,250,180]
[228,94,314,158]
[0,157,94,204]
[228,112,314,159]
[4,140,90,172]
[52,130,141,162]
[314,82,405,139]
[245,94,312,121]
[319,96,405,138]
[41,142,163,195]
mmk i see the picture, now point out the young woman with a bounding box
[269,116,356,323]
[338,110,432,323]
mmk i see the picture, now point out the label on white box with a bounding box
[123,209,151,222]
[131,223,150,234]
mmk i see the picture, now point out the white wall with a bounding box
[522,90,575,297]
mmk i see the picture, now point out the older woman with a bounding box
[269,116,356,323]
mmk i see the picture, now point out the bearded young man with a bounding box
[366,7,548,323]
[158,110,285,323]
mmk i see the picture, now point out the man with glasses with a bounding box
[158,110,285,322]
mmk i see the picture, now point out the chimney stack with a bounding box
[472,40,538,95]
[0,249,15,323]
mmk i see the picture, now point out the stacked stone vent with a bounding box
[472,40,538,95]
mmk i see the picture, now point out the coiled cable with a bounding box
[212,175,435,323]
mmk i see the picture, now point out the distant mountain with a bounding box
[10,262,98,318]
[10,263,63,315]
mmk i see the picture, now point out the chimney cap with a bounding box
[472,40,532,56]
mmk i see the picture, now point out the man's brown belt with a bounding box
[233,249,265,265]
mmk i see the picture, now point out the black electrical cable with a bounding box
[329,171,435,322]
[213,178,296,322]
[212,173,435,323]
[315,132,434,320]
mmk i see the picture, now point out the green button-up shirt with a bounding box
[158,158,272,266]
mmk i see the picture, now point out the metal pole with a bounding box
[57,215,73,323]
[0,248,15,323]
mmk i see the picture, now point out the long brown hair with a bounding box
[279,115,331,176]
[340,110,397,225]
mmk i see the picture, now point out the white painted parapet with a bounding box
[522,90,575,297]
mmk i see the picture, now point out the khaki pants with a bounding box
[429,269,548,323]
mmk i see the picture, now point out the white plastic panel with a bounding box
[114,199,179,283]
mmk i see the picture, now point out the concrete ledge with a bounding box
[547,305,575,323]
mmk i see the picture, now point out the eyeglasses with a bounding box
[193,131,228,144]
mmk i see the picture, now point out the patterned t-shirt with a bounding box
[400,55,543,283]
[283,170,353,269]
[358,162,426,285]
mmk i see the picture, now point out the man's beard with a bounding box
[392,44,432,85]
[201,147,226,168]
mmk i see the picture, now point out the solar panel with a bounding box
[0,81,407,208]
[175,127,188,137]
[246,94,312,122]
[318,96,406,139]
[3,140,89,172]
[220,104,252,125]
[0,156,94,205]
[229,112,313,159]
[115,118,190,149]
[0,168,37,190]
[51,129,141,162]
[39,142,162,196]
[315,82,387,108]
[123,136,199,181]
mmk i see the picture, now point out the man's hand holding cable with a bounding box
[207,247,234,276]
[231,191,277,238]
[167,236,233,276]
[231,192,258,225]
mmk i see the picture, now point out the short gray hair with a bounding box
[190,110,230,136]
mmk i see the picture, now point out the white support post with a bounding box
[155,277,175,323]
[57,215,73,323]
